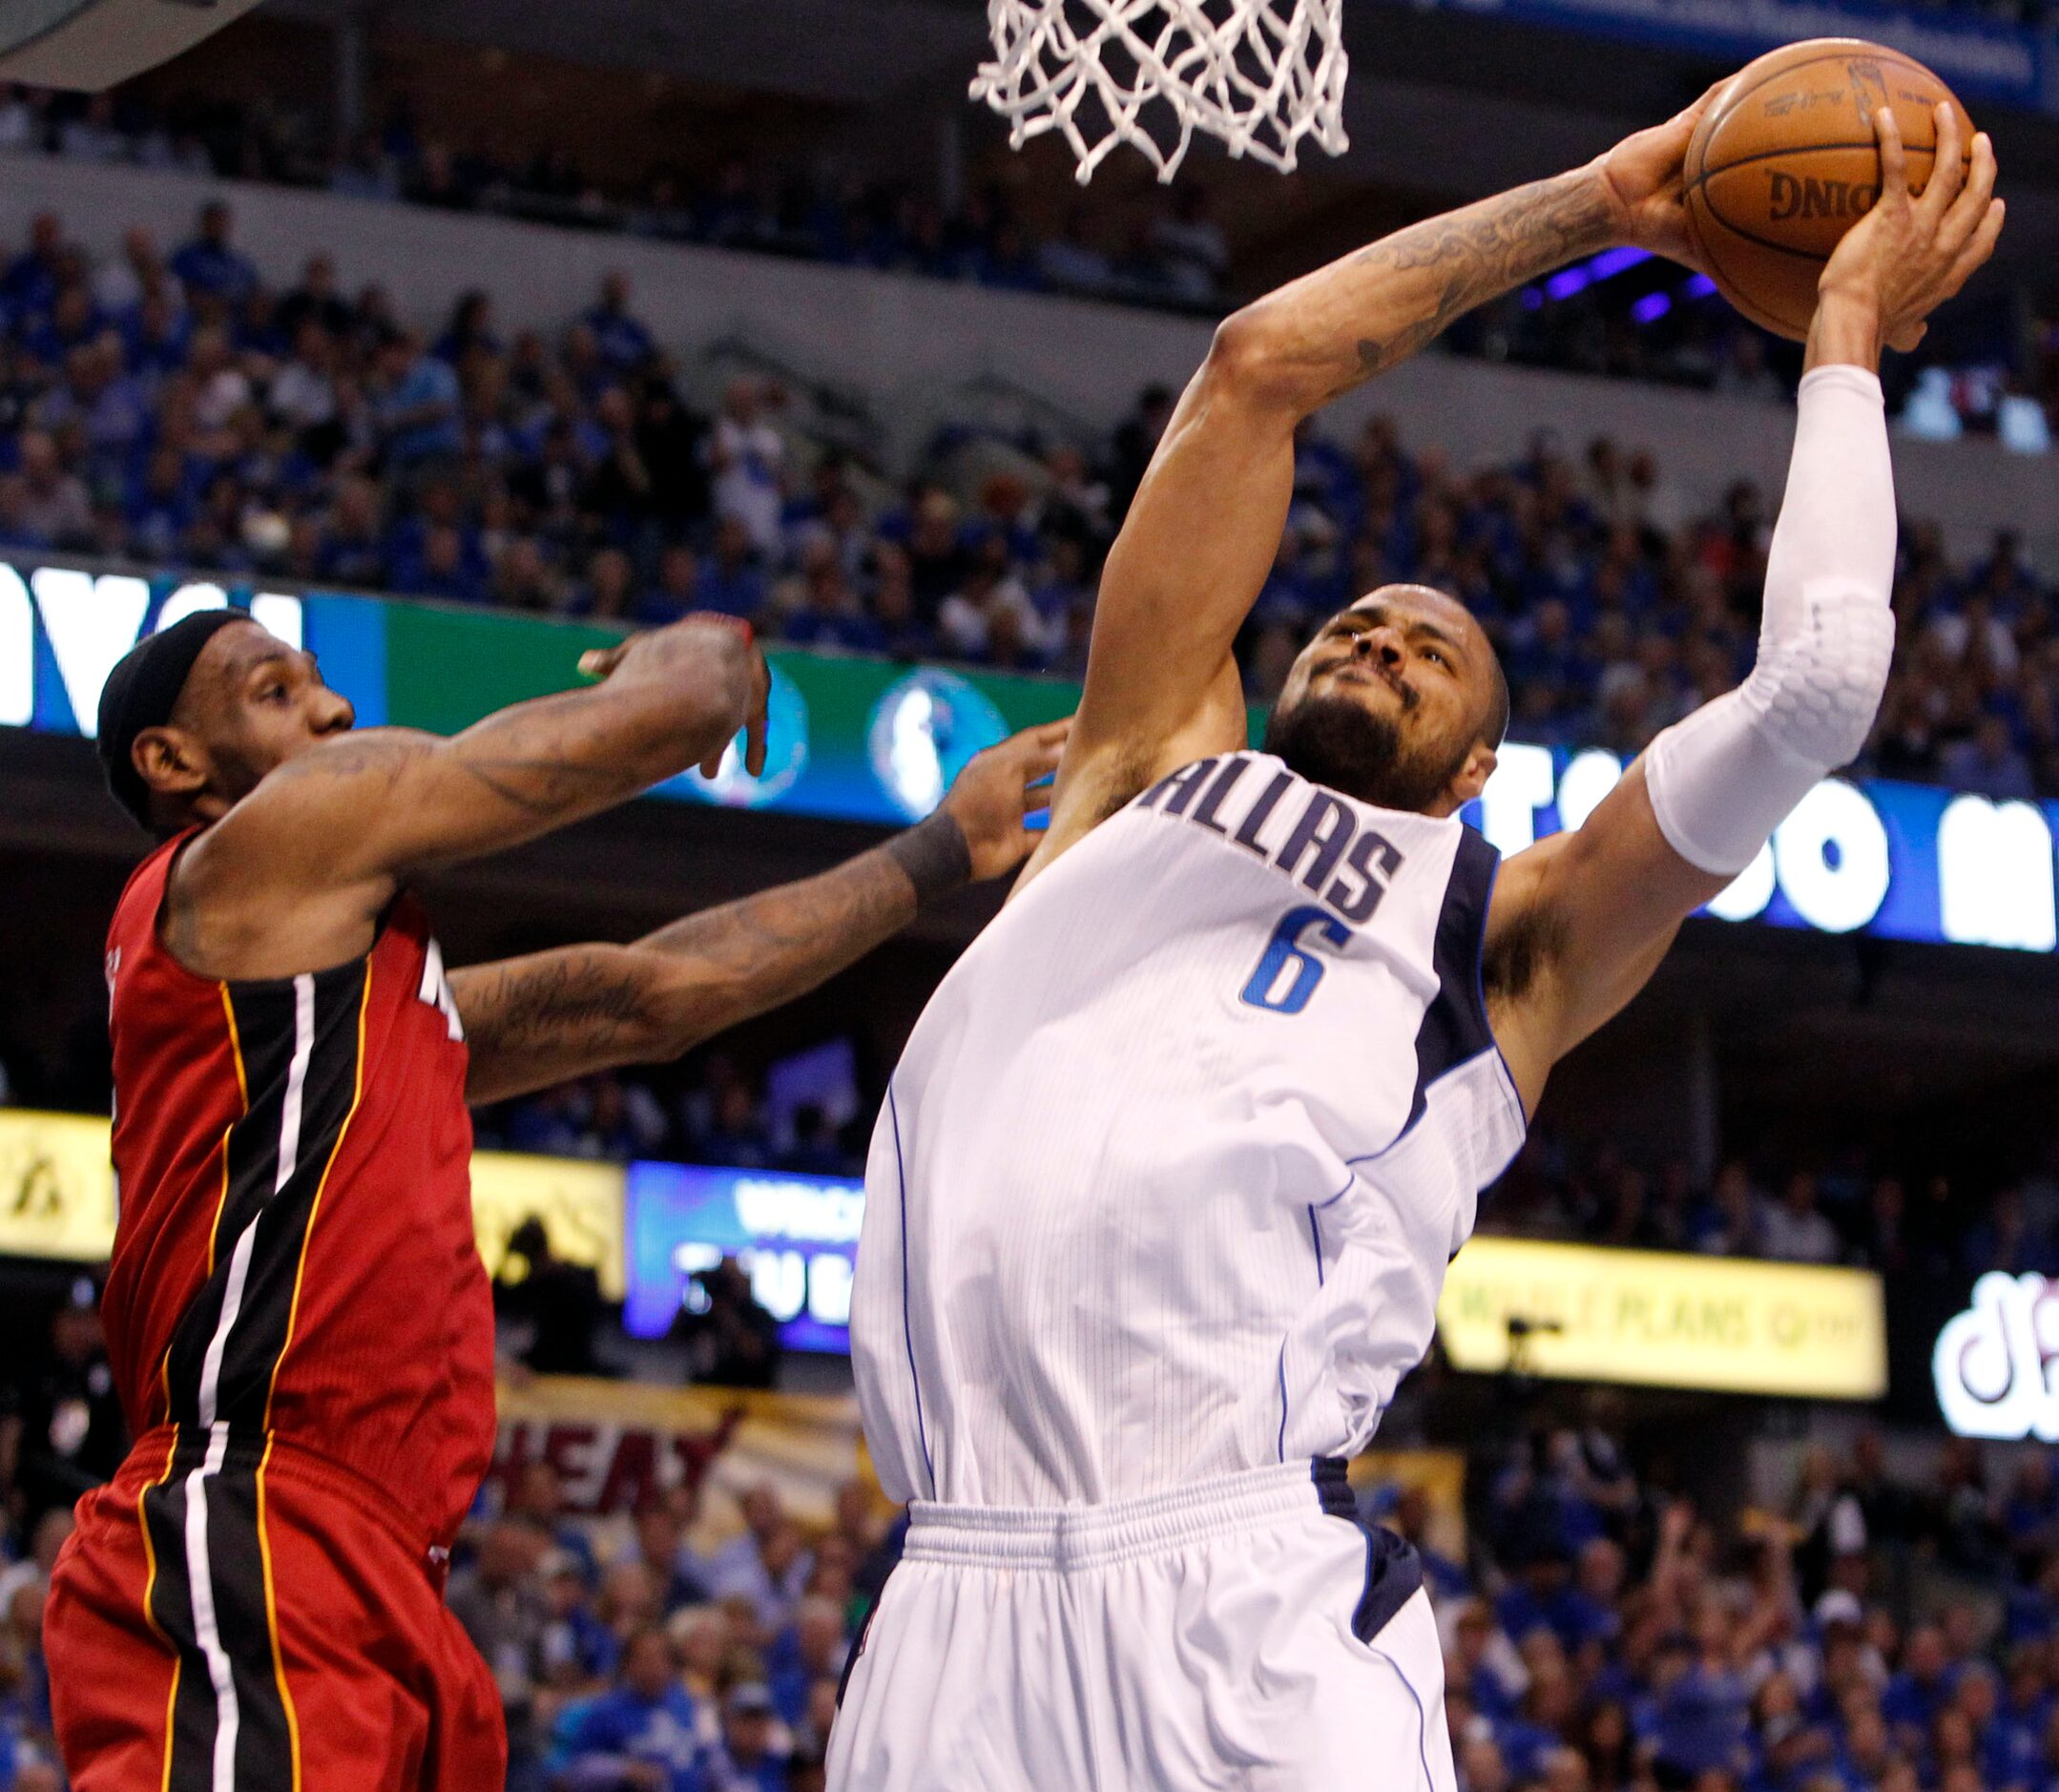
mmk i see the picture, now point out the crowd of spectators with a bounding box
[440,1463,891,1791]
[6,74,2049,410]
[1487,1131,2059,1284]
[0,82,1239,309]
[0,198,2054,796]
[468,1045,2059,1296]
[1438,1419,2059,1792]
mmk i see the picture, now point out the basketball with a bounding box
[1683,39,1975,340]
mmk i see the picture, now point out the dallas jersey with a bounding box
[851,749,1528,1509]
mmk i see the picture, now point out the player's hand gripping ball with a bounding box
[1683,39,1974,339]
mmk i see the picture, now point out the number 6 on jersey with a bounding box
[1239,905,1351,1014]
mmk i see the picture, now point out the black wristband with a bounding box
[888,811,974,906]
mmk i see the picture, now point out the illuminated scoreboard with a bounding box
[624,1162,863,1353]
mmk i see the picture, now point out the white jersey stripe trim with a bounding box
[196,972,312,1430]
[183,1421,241,1791]
[274,973,314,1195]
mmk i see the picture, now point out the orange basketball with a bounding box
[1683,38,1974,340]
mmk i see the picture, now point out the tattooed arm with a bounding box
[1021,92,1715,887]
[451,720,1068,1103]
[173,615,769,977]
[453,849,917,1104]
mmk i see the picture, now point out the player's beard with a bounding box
[1261,689,1466,814]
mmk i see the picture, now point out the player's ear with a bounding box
[1449,740,1496,811]
[133,725,208,801]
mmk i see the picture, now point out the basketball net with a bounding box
[971,0,1349,183]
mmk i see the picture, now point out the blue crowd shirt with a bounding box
[561,1684,708,1792]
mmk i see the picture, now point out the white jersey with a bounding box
[850,749,1527,1508]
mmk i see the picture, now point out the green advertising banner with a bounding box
[0,561,1087,826]
[378,603,1080,822]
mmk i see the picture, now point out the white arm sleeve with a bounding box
[1644,364,1898,876]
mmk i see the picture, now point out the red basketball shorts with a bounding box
[45,1425,505,1792]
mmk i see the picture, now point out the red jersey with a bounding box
[100,833,497,1548]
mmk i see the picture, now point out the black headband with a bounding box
[95,608,252,829]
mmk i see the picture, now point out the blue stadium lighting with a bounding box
[1682,273,1719,300]
[1538,245,1653,305]
[1585,246,1652,281]
[1631,291,1672,323]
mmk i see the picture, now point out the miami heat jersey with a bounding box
[101,835,496,1548]
[851,749,1528,1508]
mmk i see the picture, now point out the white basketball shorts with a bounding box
[826,1458,1455,1792]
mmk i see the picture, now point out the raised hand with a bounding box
[1595,81,1723,270]
[1819,103,2004,356]
[579,613,770,778]
[941,719,1071,882]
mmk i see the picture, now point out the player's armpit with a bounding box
[1484,756,1729,1107]
[1024,656,1245,894]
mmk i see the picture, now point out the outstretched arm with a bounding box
[1486,106,2003,1110]
[207,615,768,885]
[1020,97,1716,884]
[174,615,771,977]
[452,720,1066,1103]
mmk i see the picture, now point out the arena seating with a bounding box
[0,195,2053,802]
[7,76,2052,415]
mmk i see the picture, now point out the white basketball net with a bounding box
[971,0,1349,184]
